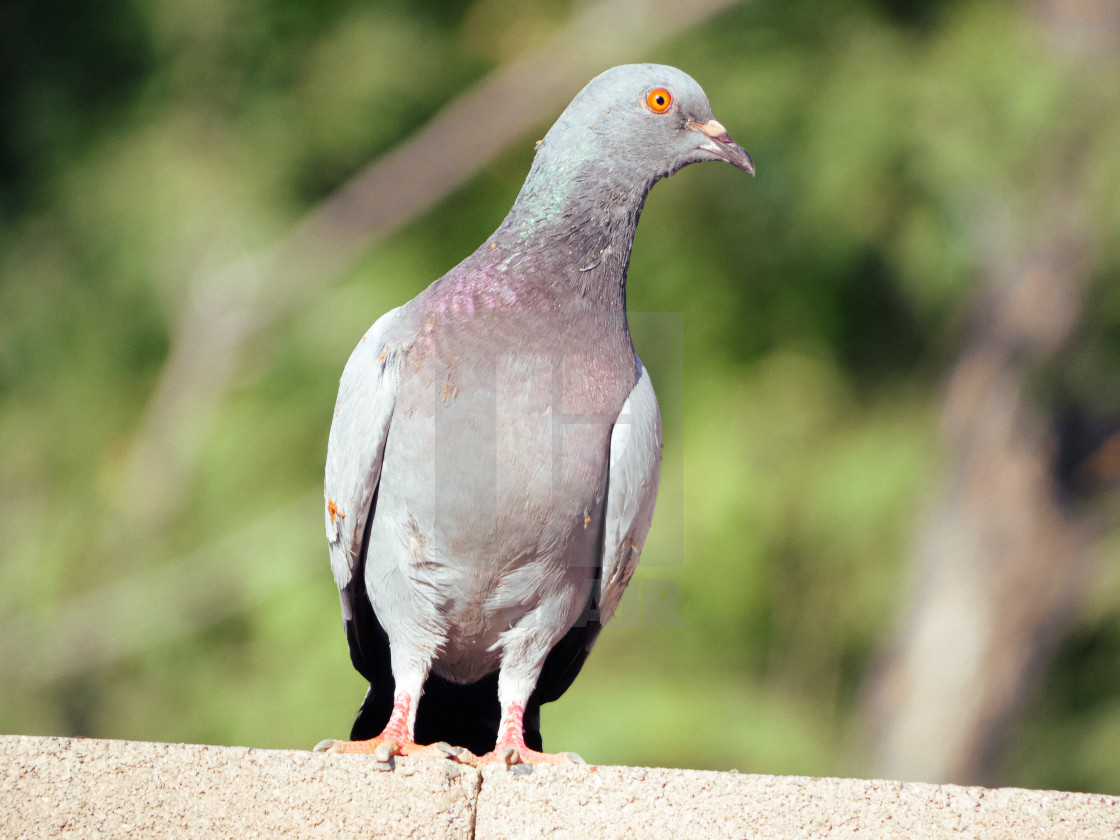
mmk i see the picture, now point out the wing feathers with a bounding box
[599,357,662,626]
[324,306,403,598]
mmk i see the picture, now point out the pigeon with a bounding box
[321,63,753,767]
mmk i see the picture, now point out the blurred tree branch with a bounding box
[117,0,746,531]
[865,0,1119,786]
[12,0,745,685]
[868,223,1097,785]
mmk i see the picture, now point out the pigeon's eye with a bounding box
[645,88,673,114]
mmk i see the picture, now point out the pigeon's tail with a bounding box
[350,672,543,756]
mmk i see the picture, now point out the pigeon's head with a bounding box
[537,64,754,189]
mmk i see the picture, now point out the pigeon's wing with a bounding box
[324,306,403,693]
[598,355,662,626]
[532,357,662,707]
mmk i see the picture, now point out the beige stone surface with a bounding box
[0,735,478,839]
[2,735,1118,839]
[477,764,1120,839]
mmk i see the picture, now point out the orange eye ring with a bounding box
[645,87,673,114]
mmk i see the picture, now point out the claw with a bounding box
[321,736,477,767]
[372,740,400,764]
[431,741,464,760]
[478,744,585,769]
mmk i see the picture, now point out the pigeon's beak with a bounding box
[689,119,755,176]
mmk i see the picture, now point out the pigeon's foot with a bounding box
[477,742,585,770]
[320,737,470,766]
[477,700,586,771]
[314,690,474,769]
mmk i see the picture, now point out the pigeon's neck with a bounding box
[421,146,646,368]
[489,151,655,307]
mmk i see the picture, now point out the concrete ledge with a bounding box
[2,736,1117,839]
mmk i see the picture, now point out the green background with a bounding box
[2,0,1118,794]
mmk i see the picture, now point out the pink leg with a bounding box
[478,701,584,767]
[323,692,467,764]
[378,692,412,743]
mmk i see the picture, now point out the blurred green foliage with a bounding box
[2,0,1119,793]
